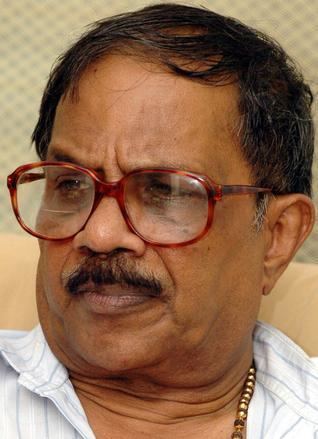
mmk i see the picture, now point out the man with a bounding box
[2,3,318,438]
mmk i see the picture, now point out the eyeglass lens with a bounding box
[17,166,95,239]
[15,165,209,243]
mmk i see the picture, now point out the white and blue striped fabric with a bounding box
[0,321,317,438]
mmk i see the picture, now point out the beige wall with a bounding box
[1,0,317,262]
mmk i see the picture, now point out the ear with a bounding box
[262,194,316,295]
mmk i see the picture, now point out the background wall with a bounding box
[1,0,317,262]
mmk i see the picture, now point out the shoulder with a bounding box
[251,321,318,435]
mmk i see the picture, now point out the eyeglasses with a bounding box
[7,162,271,247]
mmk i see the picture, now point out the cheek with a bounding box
[160,244,225,337]
[160,222,264,338]
[36,241,73,315]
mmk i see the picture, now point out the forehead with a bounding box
[49,55,250,182]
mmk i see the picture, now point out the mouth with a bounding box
[77,283,160,314]
[63,255,163,315]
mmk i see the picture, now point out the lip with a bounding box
[77,284,158,314]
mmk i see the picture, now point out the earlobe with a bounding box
[262,194,315,295]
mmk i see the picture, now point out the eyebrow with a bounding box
[48,149,108,180]
[47,148,89,168]
[47,146,215,179]
[48,148,79,165]
[49,147,190,171]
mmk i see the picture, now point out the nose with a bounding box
[72,196,147,256]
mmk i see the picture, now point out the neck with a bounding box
[70,347,253,425]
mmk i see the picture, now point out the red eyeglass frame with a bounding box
[7,161,272,247]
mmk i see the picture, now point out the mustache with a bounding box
[63,254,163,297]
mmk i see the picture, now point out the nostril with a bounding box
[76,246,127,259]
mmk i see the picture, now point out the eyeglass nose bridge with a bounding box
[84,177,138,239]
[89,178,126,219]
[91,173,125,205]
[95,179,122,197]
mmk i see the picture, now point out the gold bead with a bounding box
[234,419,245,428]
[231,432,243,439]
[237,410,247,419]
[238,402,248,410]
[244,387,253,395]
[240,397,250,405]
[247,373,256,381]
[241,392,251,400]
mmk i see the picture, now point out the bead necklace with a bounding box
[231,362,256,439]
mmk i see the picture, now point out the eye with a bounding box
[148,181,173,197]
[141,178,178,205]
[57,177,85,191]
[53,175,92,202]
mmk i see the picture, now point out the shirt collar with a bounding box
[0,325,68,393]
[253,321,318,424]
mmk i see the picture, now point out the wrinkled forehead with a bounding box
[50,55,249,183]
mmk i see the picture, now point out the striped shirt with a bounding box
[0,321,317,438]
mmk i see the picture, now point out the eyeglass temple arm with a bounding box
[11,172,45,186]
[216,185,271,200]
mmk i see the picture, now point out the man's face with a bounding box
[37,55,266,381]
